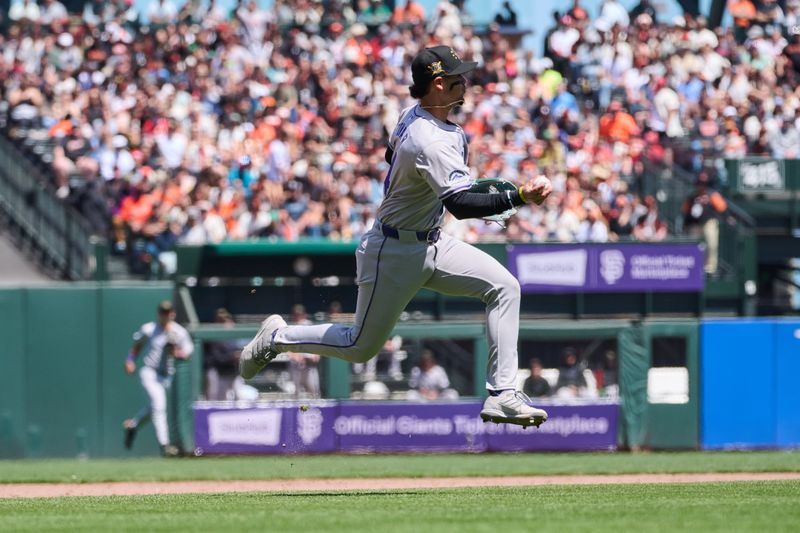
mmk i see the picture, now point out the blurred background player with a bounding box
[123,300,193,456]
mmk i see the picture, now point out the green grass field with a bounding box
[1,452,798,532]
[1,482,799,532]
[0,451,798,483]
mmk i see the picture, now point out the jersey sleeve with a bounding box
[177,326,194,356]
[132,322,152,343]
[416,141,473,199]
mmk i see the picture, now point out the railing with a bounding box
[641,141,756,284]
[0,134,97,280]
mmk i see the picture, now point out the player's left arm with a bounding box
[443,188,521,219]
[173,327,194,360]
[419,142,551,219]
[443,176,552,219]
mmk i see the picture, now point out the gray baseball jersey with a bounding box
[269,103,523,392]
[378,105,473,230]
[133,321,194,376]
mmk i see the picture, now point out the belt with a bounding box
[379,223,440,244]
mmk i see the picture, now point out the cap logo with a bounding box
[427,61,445,76]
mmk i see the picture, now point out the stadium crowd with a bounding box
[1,0,799,275]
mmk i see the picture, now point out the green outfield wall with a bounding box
[1,283,701,457]
[0,284,174,458]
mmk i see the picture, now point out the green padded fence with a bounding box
[1,283,701,457]
[0,284,173,458]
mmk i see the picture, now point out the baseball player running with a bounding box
[241,46,553,428]
[123,300,194,455]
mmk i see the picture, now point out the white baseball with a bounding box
[533,175,550,189]
[529,175,552,205]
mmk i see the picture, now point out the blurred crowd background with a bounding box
[1,0,799,276]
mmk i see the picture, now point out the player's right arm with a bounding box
[125,325,147,375]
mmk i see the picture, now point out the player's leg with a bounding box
[422,234,546,427]
[157,375,181,455]
[123,403,149,450]
[127,406,150,428]
[423,233,520,391]
[139,366,169,447]
[124,366,156,448]
[271,234,434,363]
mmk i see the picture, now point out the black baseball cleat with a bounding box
[123,420,137,450]
[160,445,181,457]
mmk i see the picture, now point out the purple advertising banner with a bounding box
[486,404,619,452]
[507,243,705,293]
[194,401,338,455]
[334,401,487,452]
[194,401,618,454]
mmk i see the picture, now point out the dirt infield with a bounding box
[2,472,799,499]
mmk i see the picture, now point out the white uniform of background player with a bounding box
[241,46,552,427]
[124,301,193,454]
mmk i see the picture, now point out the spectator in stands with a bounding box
[632,195,668,242]
[9,0,41,23]
[548,15,581,77]
[203,308,242,401]
[6,0,792,269]
[287,304,321,399]
[729,0,761,43]
[567,0,589,25]
[358,0,391,30]
[392,0,426,27]
[523,358,551,398]
[494,1,517,27]
[599,100,640,144]
[354,335,404,382]
[576,201,610,243]
[598,0,629,29]
[327,301,345,321]
[407,350,459,401]
[682,171,729,274]
[608,195,636,239]
[594,349,619,398]
[769,118,800,159]
[555,347,587,398]
[629,0,656,24]
[39,0,68,26]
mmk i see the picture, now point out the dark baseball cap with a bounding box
[411,46,478,89]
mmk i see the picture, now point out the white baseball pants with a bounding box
[131,366,172,446]
[272,227,521,391]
